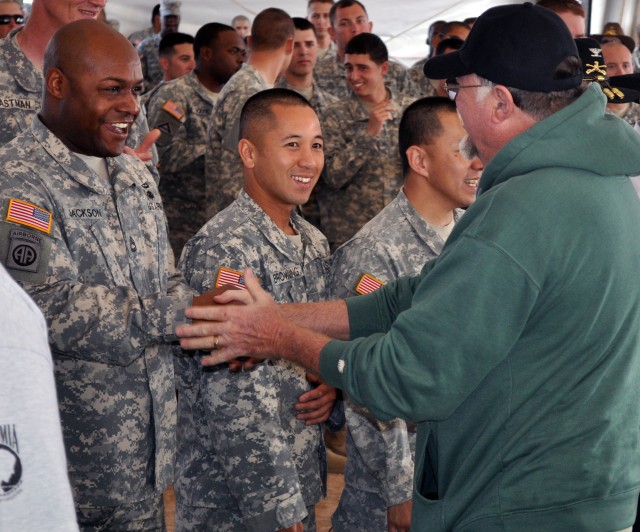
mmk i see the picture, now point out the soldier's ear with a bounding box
[199,45,212,62]
[238,138,256,168]
[328,26,336,44]
[45,68,66,100]
[406,145,429,177]
[159,56,170,75]
[284,37,294,55]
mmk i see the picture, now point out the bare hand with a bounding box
[387,499,412,532]
[177,269,283,364]
[228,357,262,373]
[123,128,160,162]
[295,373,337,425]
[366,99,397,137]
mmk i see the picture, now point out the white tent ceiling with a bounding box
[103,0,522,64]
[23,1,640,64]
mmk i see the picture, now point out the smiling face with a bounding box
[162,14,180,34]
[39,0,106,27]
[241,103,324,215]
[344,52,388,102]
[421,110,483,209]
[47,34,143,158]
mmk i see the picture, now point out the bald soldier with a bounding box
[0,0,159,170]
[0,20,197,529]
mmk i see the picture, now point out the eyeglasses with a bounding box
[444,81,483,101]
[0,15,24,25]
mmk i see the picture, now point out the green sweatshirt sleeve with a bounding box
[320,235,540,423]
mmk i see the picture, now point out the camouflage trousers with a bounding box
[332,486,388,532]
[175,503,316,532]
[76,495,164,531]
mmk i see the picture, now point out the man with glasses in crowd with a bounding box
[178,3,640,529]
[0,0,23,39]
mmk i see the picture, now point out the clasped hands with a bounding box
[177,268,336,425]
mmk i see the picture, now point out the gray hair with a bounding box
[475,56,588,121]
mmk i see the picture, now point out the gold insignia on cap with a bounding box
[585,61,607,79]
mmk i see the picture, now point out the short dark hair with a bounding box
[232,14,250,26]
[435,36,464,56]
[159,32,194,57]
[426,20,446,45]
[329,0,368,28]
[152,4,160,20]
[251,8,295,51]
[194,22,234,60]
[344,32,387,64]
[536,0,585,17]
[293,17,316,37]
[398,97,456,175]
[239,88,314,141]
[308,0,334,7]
[438,20,470,38]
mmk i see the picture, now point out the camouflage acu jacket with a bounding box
[146,71,217,257]
[0,117,194,507]
[176,190,329,530]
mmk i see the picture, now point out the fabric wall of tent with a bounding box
[23,1,640,66]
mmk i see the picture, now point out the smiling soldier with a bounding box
[176,88,335,531]
[0,20,196,529]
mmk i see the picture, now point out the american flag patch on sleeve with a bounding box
[162,99,186,121]
[6,199,53,234]
[215,267,247,289]
[355,273,385,295]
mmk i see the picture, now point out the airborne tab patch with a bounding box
[6,199,52,234]
[355,273,385,295]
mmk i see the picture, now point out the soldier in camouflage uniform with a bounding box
[329,97,482,531]
[147,22,245,258]
[205,8,294,218]
[138,0,181,92]
[608,101,640,127]
[0,0,159,170]
[275,17,338,230]
[177,89,332,531]
[128,3,161,46]
[314,0,418,98]
[601,40,640,127]
[320,33,415,249]
[0,21,196,529]
[408,37,465,99]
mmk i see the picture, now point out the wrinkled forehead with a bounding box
[0,2,22,14]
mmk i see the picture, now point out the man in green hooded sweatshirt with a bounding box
[177,3,640,531]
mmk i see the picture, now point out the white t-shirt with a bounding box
[0,264,78,531]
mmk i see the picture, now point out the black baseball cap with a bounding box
[424,2,581,92]
[575,38,640,103]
